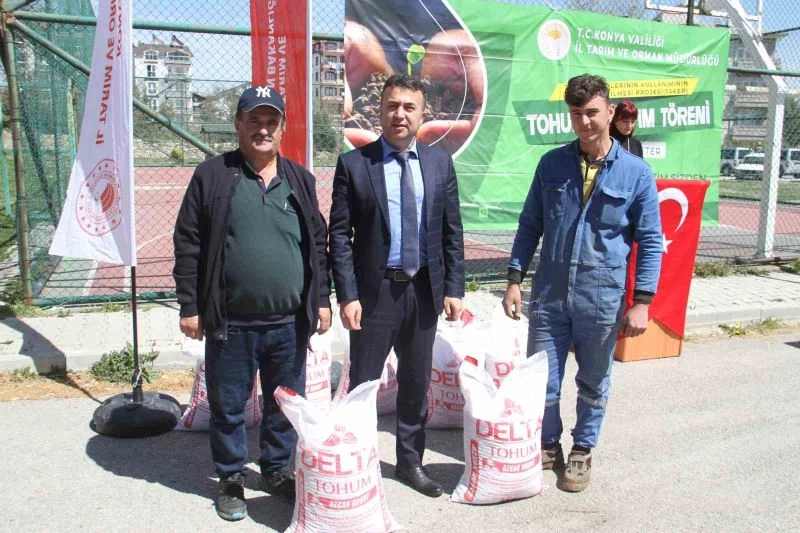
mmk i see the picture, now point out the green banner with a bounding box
[343,1,730,229]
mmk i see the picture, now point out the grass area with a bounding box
[693,260,764,278]
[314,151,340,168]
[0,277,46,319]
[781,258,800,274]
[0,209,15,261]
[718,317,784,336]
[0,367,195,402]
[0,153,16,261]
[134,157,203,167]
[719,179,800,204]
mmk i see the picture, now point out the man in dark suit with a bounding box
[329,74,465,497]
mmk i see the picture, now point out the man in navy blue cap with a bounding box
[173,85,331,520]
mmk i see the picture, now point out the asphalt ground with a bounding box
[3,328,799,532]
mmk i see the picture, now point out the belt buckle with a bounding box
[387,269,409,282]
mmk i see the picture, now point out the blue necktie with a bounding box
[393,151,419,277]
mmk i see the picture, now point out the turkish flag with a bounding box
[250,0,311,167]
[625,179,710,337]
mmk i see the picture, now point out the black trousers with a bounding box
[348,272,438,468]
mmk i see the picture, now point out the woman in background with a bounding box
[611,100,643,158]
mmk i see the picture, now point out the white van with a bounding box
[780,148,800,177]
[720,147,751,176]
[734,152,765,180]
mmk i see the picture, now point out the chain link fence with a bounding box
[1,0,799,304]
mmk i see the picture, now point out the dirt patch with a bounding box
[0,368,196,402]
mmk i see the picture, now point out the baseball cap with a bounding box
[237,85,285,116]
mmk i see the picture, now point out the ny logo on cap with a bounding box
[255,86,271,98]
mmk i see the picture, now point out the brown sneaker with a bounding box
[563,449,592,492]
[542,443,564,471]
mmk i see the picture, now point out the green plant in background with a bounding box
[466,273,482,292]
[169,147,185,164]
[718,180,800,204]
[719,322,748,336]
[694,261,764,278]
[781,258,800,274]
[694,260,735,277]
[80,302,127,313]
[60,301,131,315]
[719,317,783,336]
[313,105,339,155]
[1,275,23,304]
[0,209,15,262]
[0,276,44,318]
[90,343,160,384]
[9,367,36,381]
[406,44,426,75]
[754,317,783,333]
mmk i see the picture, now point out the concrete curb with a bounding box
[0,305,189,373]
[3,272,800,373]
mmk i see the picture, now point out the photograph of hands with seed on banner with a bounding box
[344,0,729,228]
[3,0,800,532]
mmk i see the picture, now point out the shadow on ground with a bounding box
[376,411,465,494]
[2,316,67,374]
[85,426,294,530]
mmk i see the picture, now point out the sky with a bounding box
[119,0,799,89]
[21,0,800,93]
[639,0,800,81]
[125,0,346,93]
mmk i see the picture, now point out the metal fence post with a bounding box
[757,89,785,258]
[1,23,33,304]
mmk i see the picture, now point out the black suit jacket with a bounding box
[329,139,465,315]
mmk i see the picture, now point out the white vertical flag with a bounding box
[49,0,135,266]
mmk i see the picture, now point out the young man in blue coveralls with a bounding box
[502,74,662,492]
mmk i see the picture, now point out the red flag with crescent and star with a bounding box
[624,179,710,337]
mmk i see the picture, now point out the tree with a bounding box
[783,95,800,148]
[313,105,339,154]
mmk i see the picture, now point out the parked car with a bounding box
[734,153,765,180]
[721,147,752,176]
[780,148,800,177]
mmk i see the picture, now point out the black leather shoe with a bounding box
[395,464,443,497]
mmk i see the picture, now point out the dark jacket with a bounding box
[173,149,330,340]
[328,139,465,315]
[610,124,644,158]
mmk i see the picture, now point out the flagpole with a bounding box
[130,266,143,403]
[78,0,178,437]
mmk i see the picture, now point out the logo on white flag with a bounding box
[77,159,122,236]
[48,0,135,266]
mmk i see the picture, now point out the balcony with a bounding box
[165,53,191,64]
[731,124,766,142]
[733,91,768,107]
